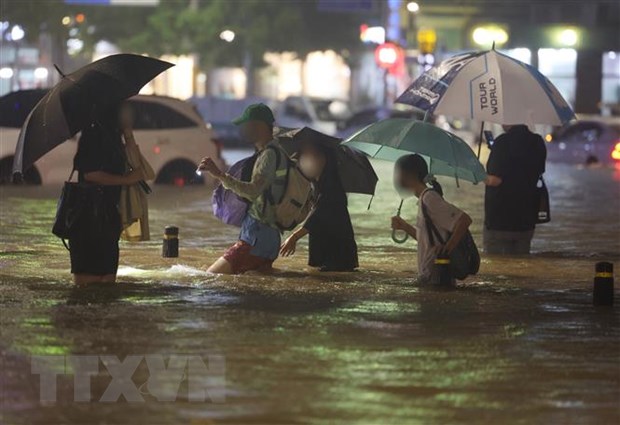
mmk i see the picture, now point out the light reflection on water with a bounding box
[0,160,618,424]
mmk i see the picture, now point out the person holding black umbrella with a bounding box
[69,102,145,285]
[279,142,359,272]
[11,54,172,285]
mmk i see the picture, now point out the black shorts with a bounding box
[69,210,122,276]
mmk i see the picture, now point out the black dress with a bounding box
[303,157,358,271]
[68,122,125,275]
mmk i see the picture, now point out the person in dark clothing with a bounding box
[280,143,358,272]
[69,103,144,285]
[484,124,547,255]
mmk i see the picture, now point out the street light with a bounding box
[219,30,235,43]
[558,28,578,47]
[406,2,420,13]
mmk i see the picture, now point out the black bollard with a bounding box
[433,254,454,287]
[593,262,614,306]
[162,226,179,258]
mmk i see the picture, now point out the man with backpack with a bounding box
[199,103,288,274]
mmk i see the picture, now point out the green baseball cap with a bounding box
[232,103,275,126]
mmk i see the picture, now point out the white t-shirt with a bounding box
[415,189,464,281]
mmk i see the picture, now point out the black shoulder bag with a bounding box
[52,168,103,249]
[421,192,480,280]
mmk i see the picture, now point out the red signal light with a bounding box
[374,42,405,76]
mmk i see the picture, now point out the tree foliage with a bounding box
[2,0,370,67]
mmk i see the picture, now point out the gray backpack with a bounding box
[265,146,313,231]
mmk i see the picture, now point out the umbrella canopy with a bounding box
[343,118,486,184]
[0,89,48,128]
[277,127,378,196]
[13,54,173,175]
[395,48,575,126]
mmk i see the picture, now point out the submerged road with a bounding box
[0,160,619,424]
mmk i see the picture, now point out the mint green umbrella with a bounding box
[343,118,486,184]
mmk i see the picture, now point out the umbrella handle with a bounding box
[391,199,409,244]
[392,229,409,244]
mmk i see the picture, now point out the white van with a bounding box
[0,93,226,186]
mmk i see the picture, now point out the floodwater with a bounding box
[1,157,619,425]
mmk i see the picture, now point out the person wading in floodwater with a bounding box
[484,124,547,254]
[198,104,284,275]
[279,142,359,272]
[390,154,473,285]
[69,103,145,285]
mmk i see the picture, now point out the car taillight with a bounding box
[612,141,620,161]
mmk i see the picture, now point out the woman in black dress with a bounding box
[280,143,358,272]
[69,103,143,285]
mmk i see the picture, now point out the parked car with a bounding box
[336,106,427,139]
[276,96,350,136]
[0,91,225,186]
[190,96,275,149]
[545,116,620,165]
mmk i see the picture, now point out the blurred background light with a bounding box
[472,25,509,47]
[34,67,49,80]
[0,67,14,79]
[406,2,420,13]
[67,38,84,55]
[219,29,235,43]
[558,28,578,47]
[9,24,25,41]
[359,25,385,44]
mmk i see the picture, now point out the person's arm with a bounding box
[122,128,137,147]
[200,149,277,201]
[391,216,417,240]
[443,213,473,254]
[485,175,502,187]
[280,227,309,257]
[423,192,471,253]
[84,169,143,186]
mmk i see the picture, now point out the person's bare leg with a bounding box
[73,274,104,286]
[101,274,117,284]
[207,257,234,274]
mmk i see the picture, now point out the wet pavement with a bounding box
[0,157,619,424]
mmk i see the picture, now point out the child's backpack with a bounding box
[421,191,480,280]
[265,146,313,231]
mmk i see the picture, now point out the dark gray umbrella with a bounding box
[277,127,378,196]
[13,54,173,176]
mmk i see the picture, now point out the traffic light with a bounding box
[374,42,405,76]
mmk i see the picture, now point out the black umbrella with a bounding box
[12,54,174,176]
[277,127,378,196]
[0,89,49,128]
